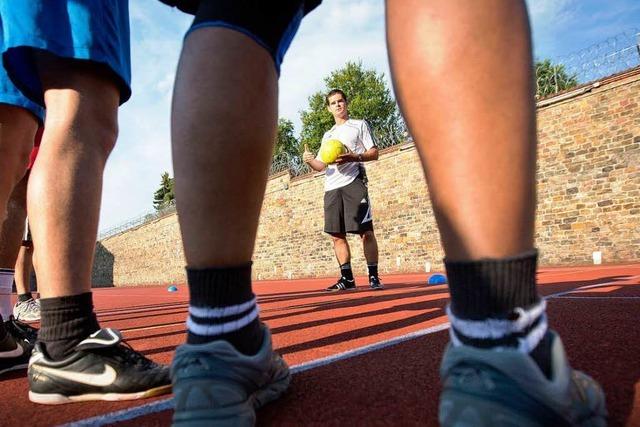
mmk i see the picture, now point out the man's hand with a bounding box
[303,144,315,163]
[335,152,359,165]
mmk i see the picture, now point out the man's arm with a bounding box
[303,144,327,171]
[335,146,379,165]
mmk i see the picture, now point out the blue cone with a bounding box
[427,273,447,285]
[167,285,178,292]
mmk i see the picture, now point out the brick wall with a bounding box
[94,69,640,286]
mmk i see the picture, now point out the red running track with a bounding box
[1,264,639,426]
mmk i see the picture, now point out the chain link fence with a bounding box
[101,30,639,240]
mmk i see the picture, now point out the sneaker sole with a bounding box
[325,287,357,292]
[173,362,291,427]
[28,384,172,405]
[0,362,28,375]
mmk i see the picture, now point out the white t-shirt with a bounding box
[317,118,376,192]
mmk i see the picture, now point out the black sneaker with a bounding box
[5,315,38,344]
[28,328,171,404]
[326,277,357,292]
[369,276,384,290]
[0,329,33,375]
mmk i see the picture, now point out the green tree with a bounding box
[299,61,405,152]
[535,59,578,98]
[274,118,299,158]
[153,172,175,211]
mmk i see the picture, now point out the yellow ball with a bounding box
[319,139,347,164]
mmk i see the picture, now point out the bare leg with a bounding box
[172,28,278,268]
[0,105,36,227]
[385,2,605,425]
[0,172,28,269]
[386,0,536,261]
[29,56,119,298]
[361,230,379,264]
[331,233,351,265]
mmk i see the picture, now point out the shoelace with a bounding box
[116,341,155,368]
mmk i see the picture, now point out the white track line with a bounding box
[545,275,640,299]
[61,274,640,426]
[57,322,451,427]
[555,296,640,300]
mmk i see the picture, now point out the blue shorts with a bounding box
[0,19,44,122]
[0,0,131,106]
[162,0,321,74]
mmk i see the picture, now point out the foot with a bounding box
[439,330,607,426]
[325,277,356,292]
[369,275,384,290]
[0,322,34,375]
[13,298,41,322]
[171,324,290,426]
[28,328,171,404]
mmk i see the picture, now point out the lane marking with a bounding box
[61,271,640,426]
[57,323,451,427]
[545,275,640,299]
[555,296,640,300]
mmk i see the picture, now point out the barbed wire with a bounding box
[100,30,639,240]
[536,28,640,97]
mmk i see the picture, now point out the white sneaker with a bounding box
[13,298,41,322]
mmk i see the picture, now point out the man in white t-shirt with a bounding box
[303,89,384,291]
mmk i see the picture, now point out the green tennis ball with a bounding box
[319,139,347,164]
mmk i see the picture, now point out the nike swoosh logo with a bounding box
[0,345,24,358]
[35,364,117,387]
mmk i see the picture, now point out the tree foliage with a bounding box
[535,59,578,98]
[153,171,175,211]
[299,61,405,152]
[274,118,299,159]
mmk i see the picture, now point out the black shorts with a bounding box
[324,177,374,235]
[160,0,322,73]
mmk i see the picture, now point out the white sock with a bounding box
[0,269,15,321]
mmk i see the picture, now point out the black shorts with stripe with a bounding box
[324,177,374,235]
[159,0,322,73]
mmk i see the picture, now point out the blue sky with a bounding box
[99,0,640,234]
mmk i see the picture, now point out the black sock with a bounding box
[340,263,354,281]
[38,292,101,360]
[186,263,262,355]
[18,292,33,302]
[367,263,378,278]
[445,250,552,378]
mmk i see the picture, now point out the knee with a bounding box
[331,233,347,244]
[361,231,375,242]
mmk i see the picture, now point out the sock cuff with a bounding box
[38,292,100,342]
[445,249,539,320]
[447,300,548,353]
[187,262,254,306]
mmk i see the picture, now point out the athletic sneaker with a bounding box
[28,328,171,404]
[13,298,41,322]
[5,315,38,344]
[369,275,384,290]
[325,277,356,292]
[0,327,34,375]
[172,324,290,426]
[439,330,607,427]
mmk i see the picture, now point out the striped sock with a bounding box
[186,263,263,355]
[444,250,552,377]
